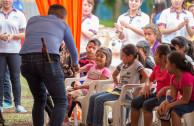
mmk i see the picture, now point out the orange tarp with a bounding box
[35,0,83,55]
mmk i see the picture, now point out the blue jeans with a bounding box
[86,89,131,126]
[0,53,21,107]
[21,54,67,126]
[4,67,12,104]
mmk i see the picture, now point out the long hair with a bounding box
[96,47,112,67]
[122,44,144,65]
[143,23,162,43]
[156,44,171,63]
[168,51,194,75]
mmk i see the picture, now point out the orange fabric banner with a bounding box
[35,0,82,55]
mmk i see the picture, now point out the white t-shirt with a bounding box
[116,60,144,98]
[117,10,150,45]
[0,8,26,53]
[80,14,99,54]
[158,7,194,44]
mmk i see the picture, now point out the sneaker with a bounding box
[15,105,27,113]
[3,102,13,108]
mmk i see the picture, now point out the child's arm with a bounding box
[141,77,154,98]
[133,69,149,97]
[159,23,185,34]
[112,69,119,85]
[156,86,171,100]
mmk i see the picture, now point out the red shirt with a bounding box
[150,65,173,96]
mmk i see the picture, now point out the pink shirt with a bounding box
[86,64,110,80]
[171,72,194,101]
[150,65,173,96]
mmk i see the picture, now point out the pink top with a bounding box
[171,72,194,101]
[86,64,110,80]
[150,65,173,96]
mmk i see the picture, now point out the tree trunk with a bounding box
[112,0,123,21]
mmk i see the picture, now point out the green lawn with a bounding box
[3,76,33,126]
[100,20,115,27]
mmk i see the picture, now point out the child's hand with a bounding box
[120,20,131,29]
[141,85,151,98]
[157,101,168,116]
[6,34,14,43]
[184,17,189,25]
[74,85,82,90]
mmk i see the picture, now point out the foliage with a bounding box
[100,20,115,27]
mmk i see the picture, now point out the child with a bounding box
[78,38,101,76]
[143,23,161,56]
[136,40,155,70]
[186,1,194,42]
[171,36,194,65]
[158,0,194,45]
[131,45,172,126]
[66,47,112,111]
[114,0,150,46]
[80,0,99,58]
[157,51,194,126]
[86,44,149,126]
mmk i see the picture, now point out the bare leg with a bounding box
[131,109,140,126]
[144,112,153,126]
[161,120,170,126]
[171,111,181,126]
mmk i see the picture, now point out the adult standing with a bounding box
[19,4,79,126]
[114,0,150,46]
[80,0,99,58]
[0,0,26,112]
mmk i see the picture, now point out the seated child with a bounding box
[66,47,112,112]
[157,51,194,126]
[136,40,155,70]
[86,44,149,126]
[131,45,172,126]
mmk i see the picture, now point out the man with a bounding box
[19,4,79,126]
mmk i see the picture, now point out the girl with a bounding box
[86,44,148,126]
[131,45,172,126]
[0,0,26,112]
[114,0,150,46]
[152,0,167,25]
[157,51,194,126]
[66,47,112,112]
[143,23,162,56]
[158,0,194,45]
[171,36,194,65]
[80,0,99,57]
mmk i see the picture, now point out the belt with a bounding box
[22,53,59,62]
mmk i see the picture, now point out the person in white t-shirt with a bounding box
[80,0,99,58]
[158,0,194,44]
[114,0,150,46]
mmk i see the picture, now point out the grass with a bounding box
[99,20,115,27]
[3,76,33,126]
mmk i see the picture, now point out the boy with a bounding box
[136,40,155,70]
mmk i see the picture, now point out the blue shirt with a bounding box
[19,15,78,66]
[12,0,24,12]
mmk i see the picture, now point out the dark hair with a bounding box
[48,4,67,19]
[87,38,101,47]
[96,47,112,67]
[86,0,94,6]
[171,36,194,60]
[168,51,194,75]
[136,40,151,55]
[153,0,167,21]
[156,44,171,62]
[122,44,144,65]
[143,23,162,43]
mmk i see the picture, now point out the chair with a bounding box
[103,83,145,126]
[182,111,194,126]
[65,77,114,126]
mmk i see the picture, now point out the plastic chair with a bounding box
[103,84,145,126]
[65,77,114,126]
[182,111,194,126]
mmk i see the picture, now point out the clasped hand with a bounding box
[0,32,13,43]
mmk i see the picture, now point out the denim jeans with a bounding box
[0,53,21,107]
[86,89,131,126]
[4,67,12,104]
[21,54,67,126]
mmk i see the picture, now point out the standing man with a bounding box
[19,4,79,126]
